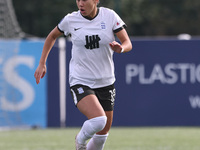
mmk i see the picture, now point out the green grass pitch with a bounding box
[0,127,200,150]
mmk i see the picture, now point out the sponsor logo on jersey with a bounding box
[85,35,101,50]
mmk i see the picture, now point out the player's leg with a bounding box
[87,84,116,150]
[77,94,106,119]
[87,111,113,150]
[75,95,107,148]
[71,85,107,150]
[97,111,113,135]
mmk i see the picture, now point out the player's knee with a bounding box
[97,129,109,135]
[90,116,107,133]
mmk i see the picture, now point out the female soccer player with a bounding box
[34,0,132,149]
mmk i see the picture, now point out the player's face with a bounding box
[76,0,99,18]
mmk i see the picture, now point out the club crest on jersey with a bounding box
[101,22,106,29]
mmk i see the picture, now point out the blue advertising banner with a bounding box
[113,40,200,126]
[0,40,47,128]
[48,39,200,127]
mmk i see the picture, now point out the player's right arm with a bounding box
[34,27,63,84]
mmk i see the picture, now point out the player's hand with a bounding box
[34,63,47,84]
[109,41,123,53]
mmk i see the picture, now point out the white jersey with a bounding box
[58,7,126,88]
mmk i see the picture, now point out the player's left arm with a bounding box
[109,29,132,53]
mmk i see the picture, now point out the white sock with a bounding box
[87,133,109,150]
[76,116,107,145]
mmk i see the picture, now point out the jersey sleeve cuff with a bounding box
[113,24,127,33]
[57,25,64,33]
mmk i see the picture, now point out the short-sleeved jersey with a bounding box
[58,7,126,88]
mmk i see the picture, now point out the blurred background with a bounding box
[11,0,200,38]
[0,0,200,129]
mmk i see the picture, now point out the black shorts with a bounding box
[70,84,116,111]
